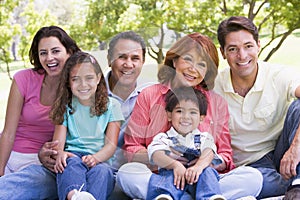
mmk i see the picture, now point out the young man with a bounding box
[0,31,149,200]
[214,16,300,199]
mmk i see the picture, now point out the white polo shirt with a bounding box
[214,61,300,166]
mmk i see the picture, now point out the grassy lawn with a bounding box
[1,34,300,130]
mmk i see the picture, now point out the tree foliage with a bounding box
[0,0,21,79]
[18,1,58,65]
[1,0,300,77]
[82,0,300,63]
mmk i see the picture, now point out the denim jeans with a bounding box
[57,152,115,200]
[249,99,300,199]
[117,163,262,200]
[0,164,57,200]
[146,167,221,200]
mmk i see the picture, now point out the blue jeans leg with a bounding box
[194,167,221,200]
[146,169,187,200]
[248,99,300,199]
[147,167,220,200]
[274,99,300,179]
[57,153,115,200]
[57,155,88,200]
[0,164,57,200]
[86,163,115,199]
[249,152,291,198]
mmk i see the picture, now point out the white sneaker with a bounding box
[236,196,257,200]
[71,190,96,200]
[155,194,173,200]
[209,194,227,200]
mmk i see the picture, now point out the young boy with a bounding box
[147,87,225,200]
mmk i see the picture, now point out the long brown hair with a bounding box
[29,26,80,74]
[158,33,219,90]
[49,52,108,125]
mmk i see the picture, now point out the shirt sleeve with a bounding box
[13,69,31,97]
[147,133,170,164]
[209,92,235,173]
[123,90,151,161]
[123,86,168,162]
[200,132,223,166]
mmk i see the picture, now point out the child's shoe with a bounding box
[209,194,227,200]
[236,196,257,200]
[155,194,173,200]
[71,190,96,200]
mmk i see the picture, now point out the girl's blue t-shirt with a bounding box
[63,97,124,154]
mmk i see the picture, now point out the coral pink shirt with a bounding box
[12,69,54,153]
[124,83,235,173]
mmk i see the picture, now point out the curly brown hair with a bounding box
[158,32,219,90]
[49,52,108,125]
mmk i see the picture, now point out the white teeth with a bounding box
[238,61,250,66]
[180,122,190,126]
[184,74,195,80]
[47,63,58,67]
[122,71,133,75]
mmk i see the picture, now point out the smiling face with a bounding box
[168,100,201,136]
[109,39,144,88]
[38,36,70,77]
[69,63,101,106]
[172,48,208,87]
[221,30,260,79]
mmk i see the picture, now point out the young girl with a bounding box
[49,52,124,200]
[147,87,224,200]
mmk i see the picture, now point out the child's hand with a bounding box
[173,161,186,190]
[54,151,69,173]
[185,165,204,185]
[82,155,97,168]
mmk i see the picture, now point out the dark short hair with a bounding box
[107,31,146,62]
[217,16,259,50]
[165,87,207,116]
[29,26,80,73]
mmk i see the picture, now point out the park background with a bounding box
[1,0,300,129]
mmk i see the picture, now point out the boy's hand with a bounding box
[185,165,204,184]
[173,161,186,190]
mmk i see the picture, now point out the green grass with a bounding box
[1,35,300,130]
